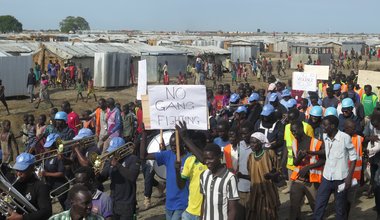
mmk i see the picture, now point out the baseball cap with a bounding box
[235,106,248,113]
[248,93,260,103]
[333,84,341,91]
[73,128,93,140]
[44,133,60,148]
[282,89,291,97]
[12,153,35,171]
[261,104,275,116]
[286,99,298,109]
[268,83,276,91]
[106,137,126,153]
[269,93,278,102]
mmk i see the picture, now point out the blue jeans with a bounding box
[142,161,159,198]
[314,177,347,220]
[182,210,200,220]
[166,209,185,220]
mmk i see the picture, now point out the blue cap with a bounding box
[106,137,125,153]
[73,128,93,140]
[44,133,60,148]
[310,106,323,117]
[341,98,354,108]
[282,89,291,97]
[229,93,240,103]
[333,84,341,91]
[12,153,35,171]
[325,107,338,117]
[248,93,260,103]
[269,93,278,102]
[55,111,68,122]
[261,104,275,116]
[235,106,248,113]
[286,99,297,109]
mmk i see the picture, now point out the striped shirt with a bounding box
[200,168,239,220]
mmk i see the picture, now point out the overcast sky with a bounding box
[0,0,378,33]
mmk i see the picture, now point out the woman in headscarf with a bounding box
[245,132,281,220]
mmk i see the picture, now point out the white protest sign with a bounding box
[148,85,208,130]
[292,72,317,92]
[136,59,147,100]
[304,65,329,80]
[358,70,380,94]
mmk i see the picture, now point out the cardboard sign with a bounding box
[358,70,380,94]
[136,60,147,100]
[141,95,151,129]
[292,72,317,92]
[304,65,329,80]
[148,85,208,130]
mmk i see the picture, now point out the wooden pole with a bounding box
[175,129,180,162]
[159,129,164,150]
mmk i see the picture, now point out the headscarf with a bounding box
[251,132,271,148]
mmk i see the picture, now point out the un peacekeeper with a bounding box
[7,153,52,220]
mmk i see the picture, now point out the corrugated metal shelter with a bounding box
[342,41,367,55]
[141,51,188,83]
[167,45,231,64]
[322,42,342,55]
[94,52,131,88]
[0,55,33,97]
[229,41,258,63]
[291,45,333,69]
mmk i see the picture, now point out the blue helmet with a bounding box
[325,107,338,117]
[248,93,260,103]
[310,106,323,117]
[73,128,93,140]
[341,98,354,108]
[54,111,68,122]
[261,104,275,116]
[106,137,126,153]
[269,93,278,102]
[12,153,35,171]
[229,93,240,103]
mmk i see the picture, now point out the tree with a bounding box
[59,16,90,33]
[0,15,22,33]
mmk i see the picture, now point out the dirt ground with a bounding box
[1,57,380,219]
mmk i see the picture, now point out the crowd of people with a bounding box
[0,54,380,220]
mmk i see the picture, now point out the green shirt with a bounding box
[362,93,378,116]
[49,210,104,220]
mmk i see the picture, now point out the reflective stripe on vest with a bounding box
[290,138,323,183]
[350,135,363,181]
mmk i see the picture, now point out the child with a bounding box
[81,110,95,133]
[121,104,136,142]
[163,70,169,85]
[23,114,36,153]
[17,114,29,145]
[0,120,19,166]
[86,78,97,103]
[242,66,248,82]
[76,79,84,102]
[32,114,47,154]
[35,76,54,109]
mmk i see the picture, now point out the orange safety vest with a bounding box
[354,88,364,100]
[349,135,363,181]
[291,138,323,183]
[223,144,237,174]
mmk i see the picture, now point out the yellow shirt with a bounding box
[181,155,207,216]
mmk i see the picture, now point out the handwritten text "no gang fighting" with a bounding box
[154,87,200,126]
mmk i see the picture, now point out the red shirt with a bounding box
[136,108,143,133]
[67,111,81,135]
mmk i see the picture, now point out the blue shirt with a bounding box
[213,137,230,149]
[155,150,190,211]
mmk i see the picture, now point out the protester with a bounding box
[0,79,10,114]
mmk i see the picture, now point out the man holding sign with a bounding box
[140,128,191,220]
